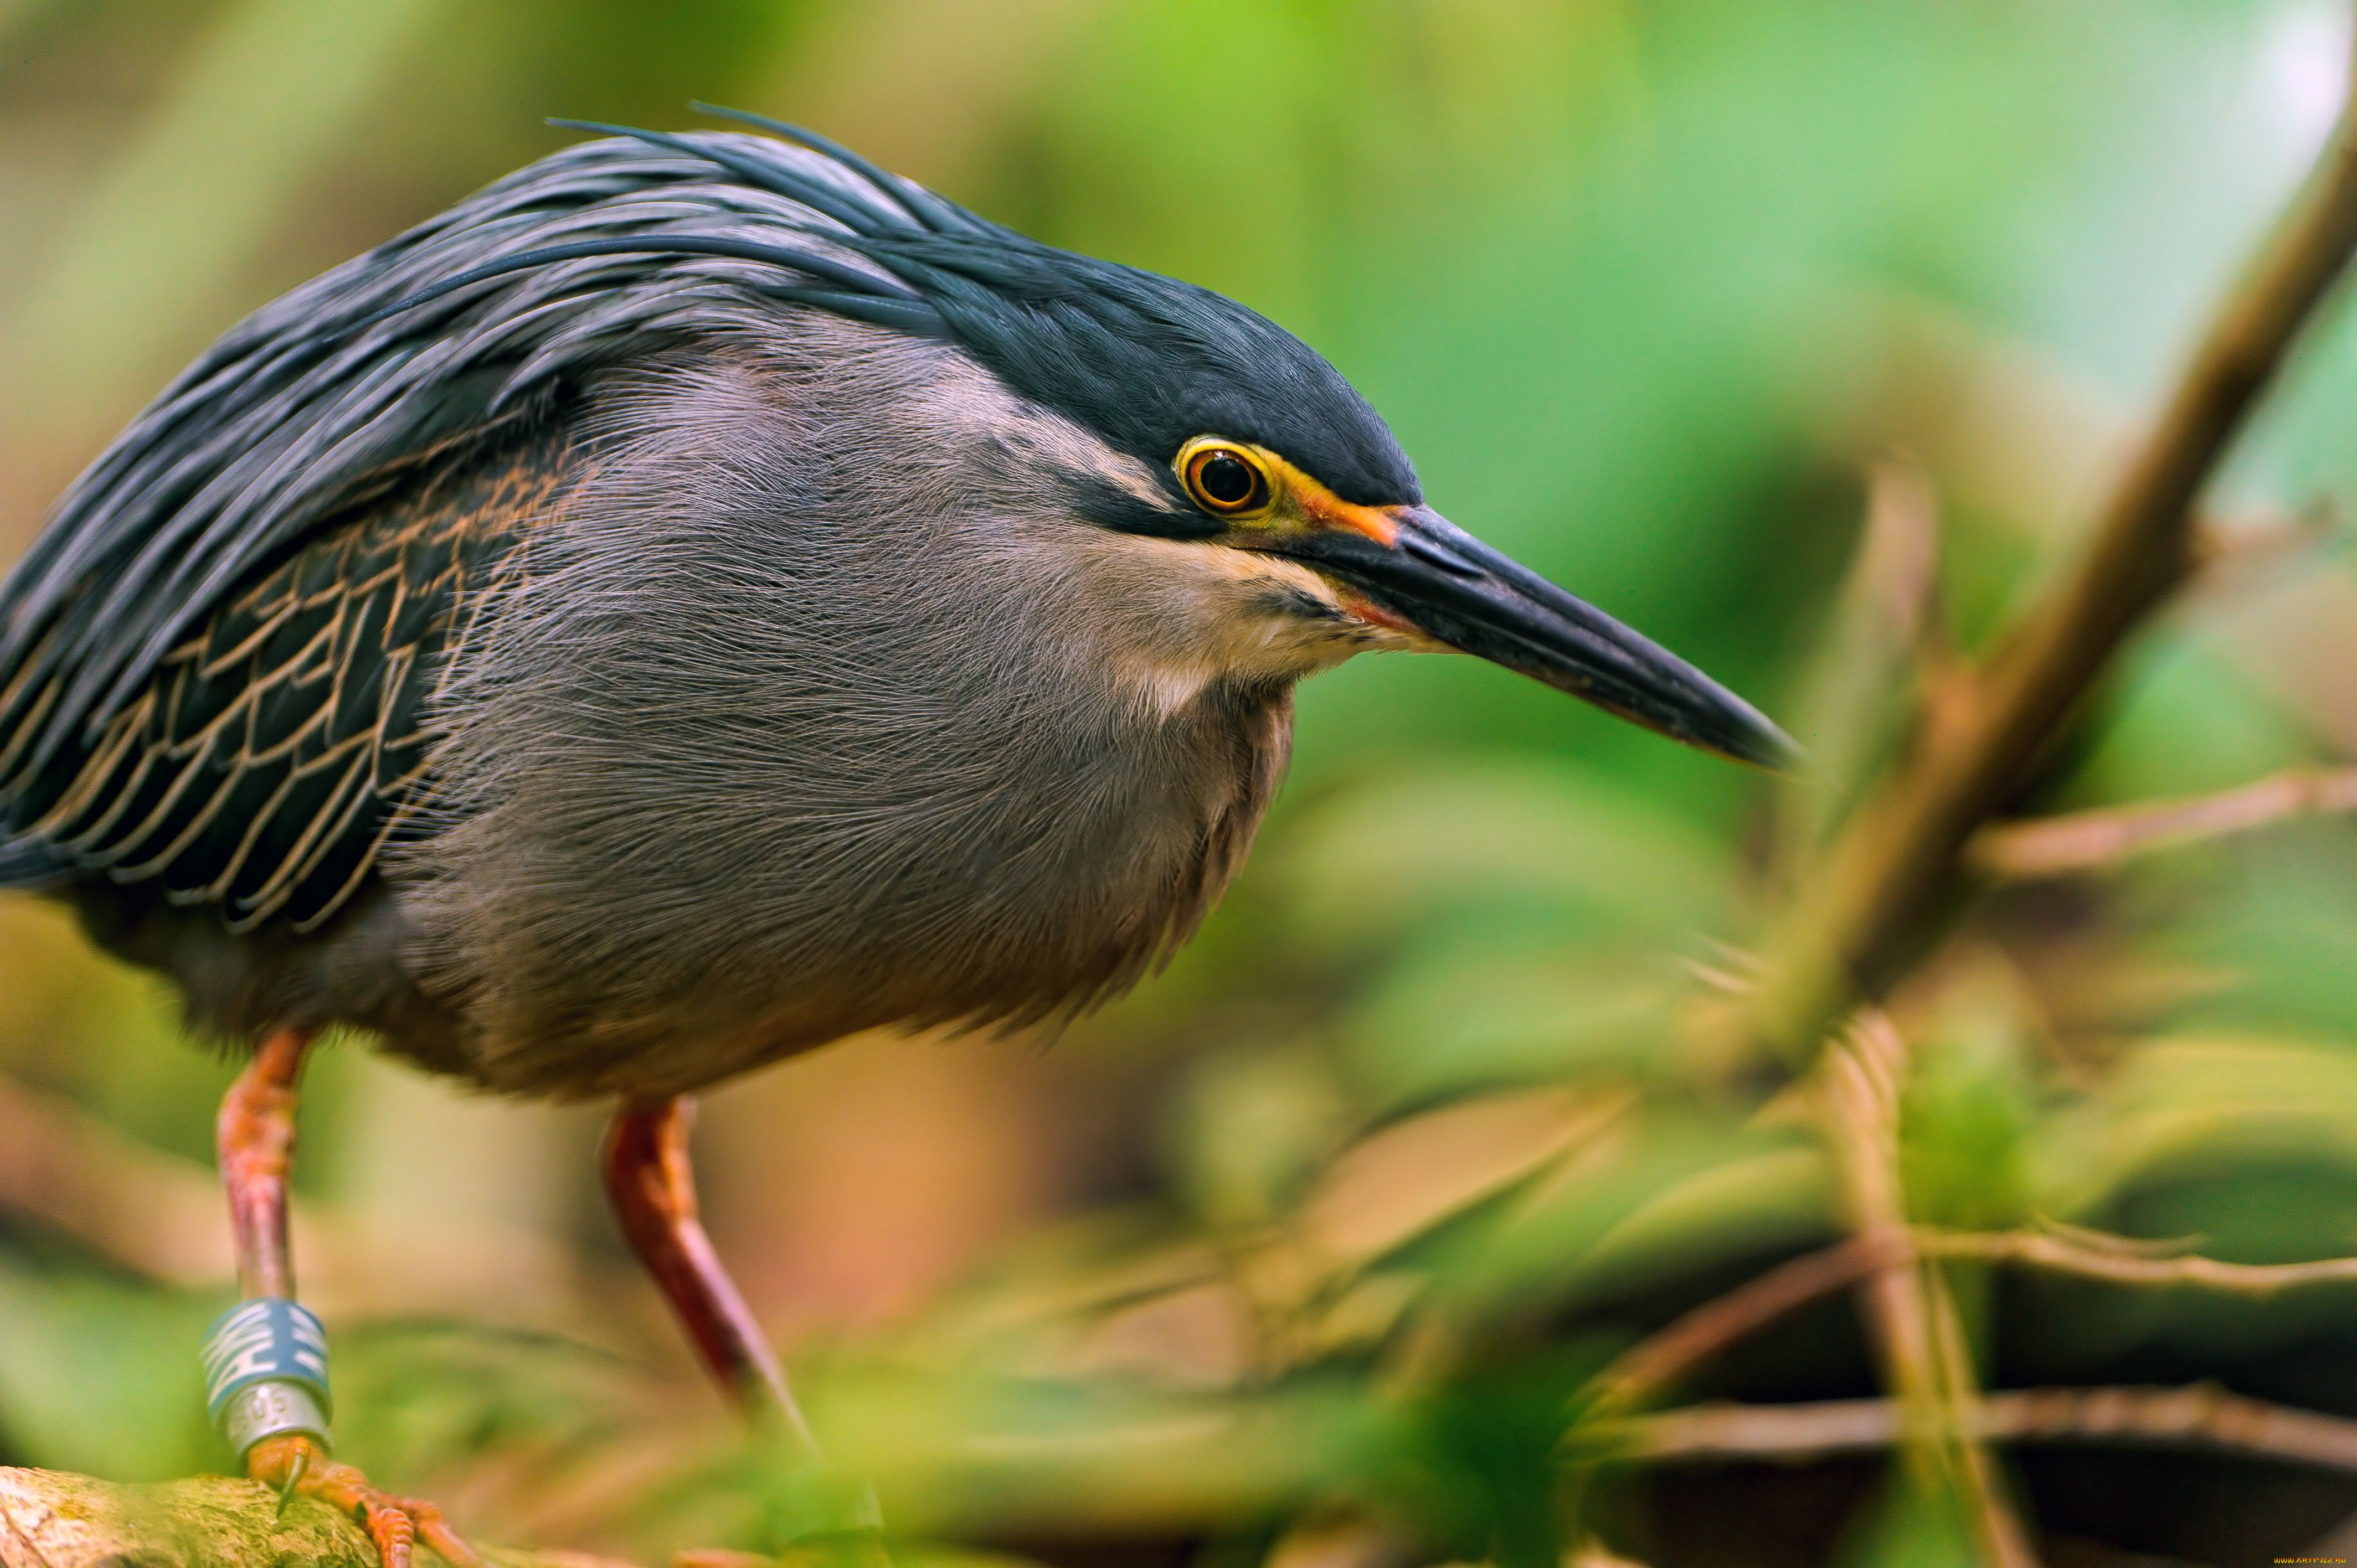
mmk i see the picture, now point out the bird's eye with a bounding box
[1178,440,1274,518]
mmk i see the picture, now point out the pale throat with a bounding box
[1066,532,1412,720]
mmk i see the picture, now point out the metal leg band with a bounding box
[203,1297,331,1454]
[218,1378,331,1457]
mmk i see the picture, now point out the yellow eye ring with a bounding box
[1177,438,1275,518]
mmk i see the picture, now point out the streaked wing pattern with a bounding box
[0,427,568,930]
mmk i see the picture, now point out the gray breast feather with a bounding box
[390,328,1292,1097]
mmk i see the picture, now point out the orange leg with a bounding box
[218,1025,310,1299]
[602,1095,824,1464]
[217,1028,483,1568]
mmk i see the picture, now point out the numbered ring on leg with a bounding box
[203,1298,331,1454]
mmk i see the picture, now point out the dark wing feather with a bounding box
[5,424,570,931]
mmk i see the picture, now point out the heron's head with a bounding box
[894,183,1789,768]
[385,111,1794,767]
[963,353,1794,768]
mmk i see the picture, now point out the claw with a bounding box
[247,1433,485,1568]
[274,1444,308,1519]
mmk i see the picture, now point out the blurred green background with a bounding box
[10,3,2357,1565]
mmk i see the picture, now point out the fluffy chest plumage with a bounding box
[394,579,1297,1097]
[377,342,1325,1096]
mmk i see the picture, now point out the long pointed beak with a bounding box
[1280,505,1798,768]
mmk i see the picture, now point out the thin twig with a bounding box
[1924,1265,2026,1561]
[1821,1013,2040,1566]
[1616,1384,2357,1474]
[1587,1234,1904,1412]
[1922,1229,2357,1293]
[1773,458,1948,877]
[1968,765,2357,878]
[1820,1019,1942,1475]
[2190,497,2341,585]
[1746,20,2357,1060]
[1583,1225,2357,1426]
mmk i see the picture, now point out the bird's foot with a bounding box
[246,1432,484,1568]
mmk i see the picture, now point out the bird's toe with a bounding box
[246,1432,484,1568]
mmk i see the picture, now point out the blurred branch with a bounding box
[1581,1221,2357,1434]
[2189,498,2341,589]
[1967,765,2357,878]
[1747,23,2357,1060]
[1773,458,1947,876]
[1922,1227,2357,1293]
[1819,1013,2038,1567]
[1618,1383,2357,1474]
[0,1069,236,1287]
[1586,1234,1903,1413]
[0,1071,592,1328]
[1581,1220,2357,1432]
[0,1466,635,1568]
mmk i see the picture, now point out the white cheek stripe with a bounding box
[1076,542,1409,720]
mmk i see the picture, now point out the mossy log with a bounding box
[0,1467,637,1568]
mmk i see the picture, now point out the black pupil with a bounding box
[1198,453,1257,507]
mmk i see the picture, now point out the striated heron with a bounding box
[0,110,1789,1563]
